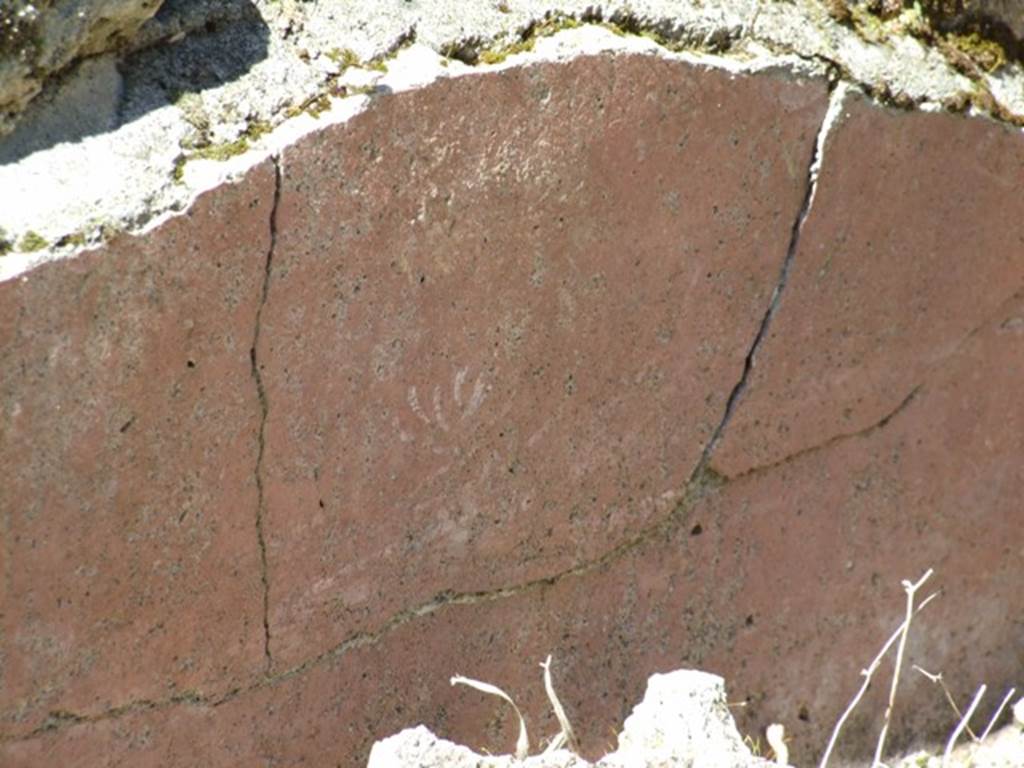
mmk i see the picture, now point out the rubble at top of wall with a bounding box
[1,0,1023,282]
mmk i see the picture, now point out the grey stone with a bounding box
[0,1,164,136]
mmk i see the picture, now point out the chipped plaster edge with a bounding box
[2,2,1024,284]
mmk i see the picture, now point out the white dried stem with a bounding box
[818,579,939,768]
[766,723,789,766]
[451,674,530,759]
[914,666,978,741]
[942,685,986,768]
[871,569,933,768]
[979,687,1016,743]
[540,655,579,755]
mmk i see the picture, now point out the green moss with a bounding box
[0,227,12,256]
[18,230,47,252]
[326,47,361,68]
[99,222,124,241]
[479,37,536,64]
[172,153,188,183]
[56,230,88,248]
[305,94,332,116]
[173,116,273,181]
[848,3,891,43]
[945,30,1007,72]
[192,136,250,162]
[346,85,377,98]
[477,13,583,64]
[598,21,627,37]
[244,119,272,141]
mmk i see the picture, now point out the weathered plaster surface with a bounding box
[1,4,1023,768]
[0,160,277,736]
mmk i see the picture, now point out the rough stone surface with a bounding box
[0,160,275,737]
[2,0,1023,275]
[0,0,164,136]
[922,0,1024,42]
[259,54,827,669]
[712,90,1024,478]
[367,670,785,768]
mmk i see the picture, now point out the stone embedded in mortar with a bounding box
[0,159,275,738]
[257,52,828,670]
[0,0,164,137]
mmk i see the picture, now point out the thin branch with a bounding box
[979,687,1016,742]
[914,666,978,742]
[872,570,933,768]
[942,685,986,768]
[819,575,938,768]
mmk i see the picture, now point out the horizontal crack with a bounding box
[2,453,727,745]
[723,284,1024,482]
[728,383,922,482]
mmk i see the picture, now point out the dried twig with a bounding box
[541,655,579,755]
[979,687,1017,742]
[872,570,934,767]
[913,666,977,741]
[942,685,986,768]
[451,674,530,759]
[766,723,789,766]
[819,571,938,768]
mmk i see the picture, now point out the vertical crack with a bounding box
[694,82,850,474]
[251,154,282,671]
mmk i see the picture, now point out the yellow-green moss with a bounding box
[57,230,88,248]
[244,119,272,141]
[326,47,361,68]
[479,37,536,64]
[18,230,47,252]
[192,136,250,163]
[0,227,12,256]
[477,13,583,64]
[944,31,1007,72]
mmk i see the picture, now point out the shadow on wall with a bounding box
[0,0,268,165]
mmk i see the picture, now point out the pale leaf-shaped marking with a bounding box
[432,385,449,432]
[407,386,431,425]
[453,366,468,407]
[464,374,486,420]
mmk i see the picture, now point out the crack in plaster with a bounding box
[729,383,923,482]
[13,269,1018,743]
[10,63,1023,750]
[697,81,849,473]
[3,85,843,745]
[251,155,282,672]
[1,68,853,747]
[720,283,1024,482]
